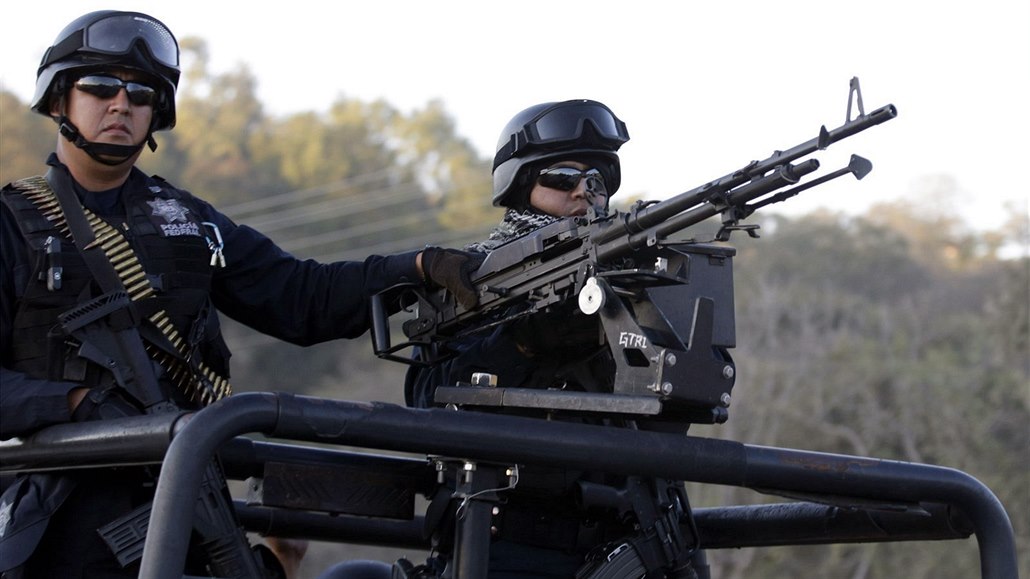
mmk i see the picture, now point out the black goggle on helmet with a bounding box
[31,10,180,132]
[492,99,629,208]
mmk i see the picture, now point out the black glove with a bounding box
[421,247,484,310]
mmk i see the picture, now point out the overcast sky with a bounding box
[3,1,1028,234]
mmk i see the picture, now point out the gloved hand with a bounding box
[420,247,485,310]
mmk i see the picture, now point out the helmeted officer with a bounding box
[0,10,478,578]
[403,100,641,578]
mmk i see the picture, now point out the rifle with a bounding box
[38,169,275,578]
[372,77,897,426]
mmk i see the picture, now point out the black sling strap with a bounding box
[9,171,266,577]
[45,167,175,412]
[14,172,231,405]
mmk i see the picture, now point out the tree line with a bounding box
[1,37,1026,579]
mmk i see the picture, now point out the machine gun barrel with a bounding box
[372,80,899,375]
[596,159,820,262]
[593,102,898,257]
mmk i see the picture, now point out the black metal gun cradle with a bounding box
[0,79,1019,579]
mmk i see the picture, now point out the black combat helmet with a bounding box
[32,10,180,131]
[32,11,180,163]
[492,99,630,208]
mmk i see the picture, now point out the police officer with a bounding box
[407,99,627,405]
[404,100,641,578]
[406,99,628,408]
[0,10,478,578]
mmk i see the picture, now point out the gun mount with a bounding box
[372,78,897,425]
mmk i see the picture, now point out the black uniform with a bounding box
[0,155,422,576]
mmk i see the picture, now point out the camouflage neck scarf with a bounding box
[465,208,559,254]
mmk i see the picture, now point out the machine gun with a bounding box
[372,78,897,426]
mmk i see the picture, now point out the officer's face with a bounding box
[529,160,609,218]
[57,69,154,151]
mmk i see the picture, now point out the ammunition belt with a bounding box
[16,176,231,405]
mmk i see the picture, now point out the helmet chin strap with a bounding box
[57,116,157,166]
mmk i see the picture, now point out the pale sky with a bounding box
[3,1,1028,234]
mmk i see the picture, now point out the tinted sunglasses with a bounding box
[537,167,607,192]
[74,75,158,106]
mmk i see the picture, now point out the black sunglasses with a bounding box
[537,167,607,193]
[74,75,158,107]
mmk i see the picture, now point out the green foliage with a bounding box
[0,89,54,184]
[690,208,1029,578]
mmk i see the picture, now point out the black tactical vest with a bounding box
[1,174,230,405]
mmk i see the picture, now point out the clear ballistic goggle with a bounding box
[43,13,179,70]
[493,101,630,168]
